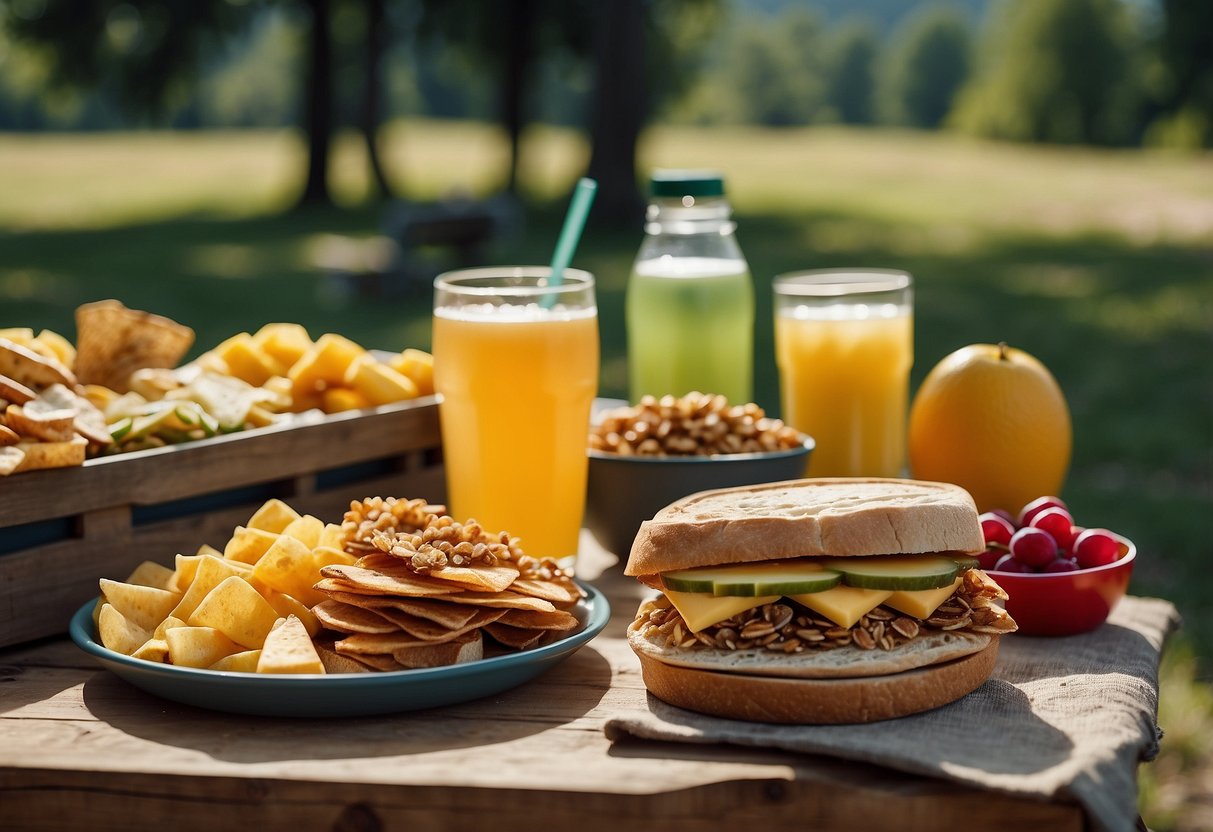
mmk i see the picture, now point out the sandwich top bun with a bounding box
[626,477,985,577]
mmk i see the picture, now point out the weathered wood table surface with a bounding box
[0,538,1086,832]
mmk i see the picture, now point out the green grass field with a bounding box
[1,121,1210,828]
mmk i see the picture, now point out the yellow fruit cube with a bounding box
[345,355,419,406]
[253,323,313,369]
[389,349,435,396]
[215,333,284,387]
[322,387,371,413]
[288,333,367,396]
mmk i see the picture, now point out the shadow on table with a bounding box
[81,645,613,764]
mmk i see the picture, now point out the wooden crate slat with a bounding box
[0,398,441,526]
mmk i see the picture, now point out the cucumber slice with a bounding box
[951,554,980,570]
[661,561,841,597]
[824,555,961,591]
[108,417,133,442]
[661,568,715,594]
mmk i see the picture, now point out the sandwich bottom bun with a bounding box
[633,639,1000,724]
[627,611,1002,724]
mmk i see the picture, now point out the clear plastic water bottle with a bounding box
[626,170,754,404]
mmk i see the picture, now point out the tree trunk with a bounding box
[500,0,533,194]
[586,0,647,225]
[298,0,334,207]
[362,0,394,198]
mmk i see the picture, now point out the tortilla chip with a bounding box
[431,590,556,612]
[423,563,520,593]
[374,607,504,642]
[12,436,86,473]
[74,300,195,393]
[496,608,580,631]
[509,578,583,606]
[314,642,372,674]
[392,630,483,668]
[0,337,75,389]
[342,652,405,672]
[257,615,324,674]
[323,591,480,629]
[484,623,545,650]
[335,630,457,654]
[0,446,23,475]
[312,600,398,634]
[27,384,111,445]
[320,564,462,597]
[0,426,19,447]
[0,374,35,405]
[5,403,76,442]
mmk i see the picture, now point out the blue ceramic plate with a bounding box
[69,582,609,717]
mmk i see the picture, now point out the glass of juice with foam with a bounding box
[774,270,913,477]
[433,267,599,565]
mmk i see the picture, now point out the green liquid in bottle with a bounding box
[627,256,754,404]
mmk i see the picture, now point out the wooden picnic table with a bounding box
[0,537,1086,832]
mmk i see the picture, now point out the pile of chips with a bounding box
[313,503,584,671]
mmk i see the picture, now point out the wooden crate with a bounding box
[0,398,445,648]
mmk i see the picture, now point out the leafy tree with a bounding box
[1142,0,1213,148]
[951,0,1143,145]
[727,7,827,127]
[878,3,971,128]
[825,20,879,125]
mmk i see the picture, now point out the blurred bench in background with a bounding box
[313,195,522,299]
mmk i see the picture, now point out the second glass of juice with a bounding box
[774,270,913,478]
[432,267,599,565]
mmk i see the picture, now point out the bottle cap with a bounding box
[649,170,725,199]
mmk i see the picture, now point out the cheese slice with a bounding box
[664,590,778,633]
[885,578,962,619]
[787,585,893,629]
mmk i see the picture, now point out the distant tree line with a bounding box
[668,0,1210,149]
[0,0,1207,215]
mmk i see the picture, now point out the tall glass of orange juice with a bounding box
[432,267,599,564]
[774,270,913,478]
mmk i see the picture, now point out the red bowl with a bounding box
[988,534,1136,637]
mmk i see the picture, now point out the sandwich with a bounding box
[624,477,1017,724]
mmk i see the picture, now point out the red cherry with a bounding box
[1011,527,1058,569]
[990,508,1017,528]
[1030,507,1076,550]
[978,548,1004,570]
[1074,528,1121,568]
[979,512,1016,547]
[993,553,1032,573]
[1019,496,1068,527]
[1044,557,1079,573]
[1066,525,1087,554]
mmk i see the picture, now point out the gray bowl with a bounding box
[584,437,815,557]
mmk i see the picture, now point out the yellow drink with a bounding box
[774,271,913,478]
[433,302,598,560]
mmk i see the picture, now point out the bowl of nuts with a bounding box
[585,392,813,556]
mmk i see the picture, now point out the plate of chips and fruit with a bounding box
[71,496,610,717]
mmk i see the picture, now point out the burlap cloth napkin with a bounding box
[604,595,1180,832]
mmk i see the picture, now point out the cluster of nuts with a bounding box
[363,507,573,583]
[341,497,445,554]
[370,524,514,572]
[589,392,804,457]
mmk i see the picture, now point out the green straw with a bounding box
[544,177,598,307]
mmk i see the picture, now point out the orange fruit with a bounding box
[908,342,1071,513]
